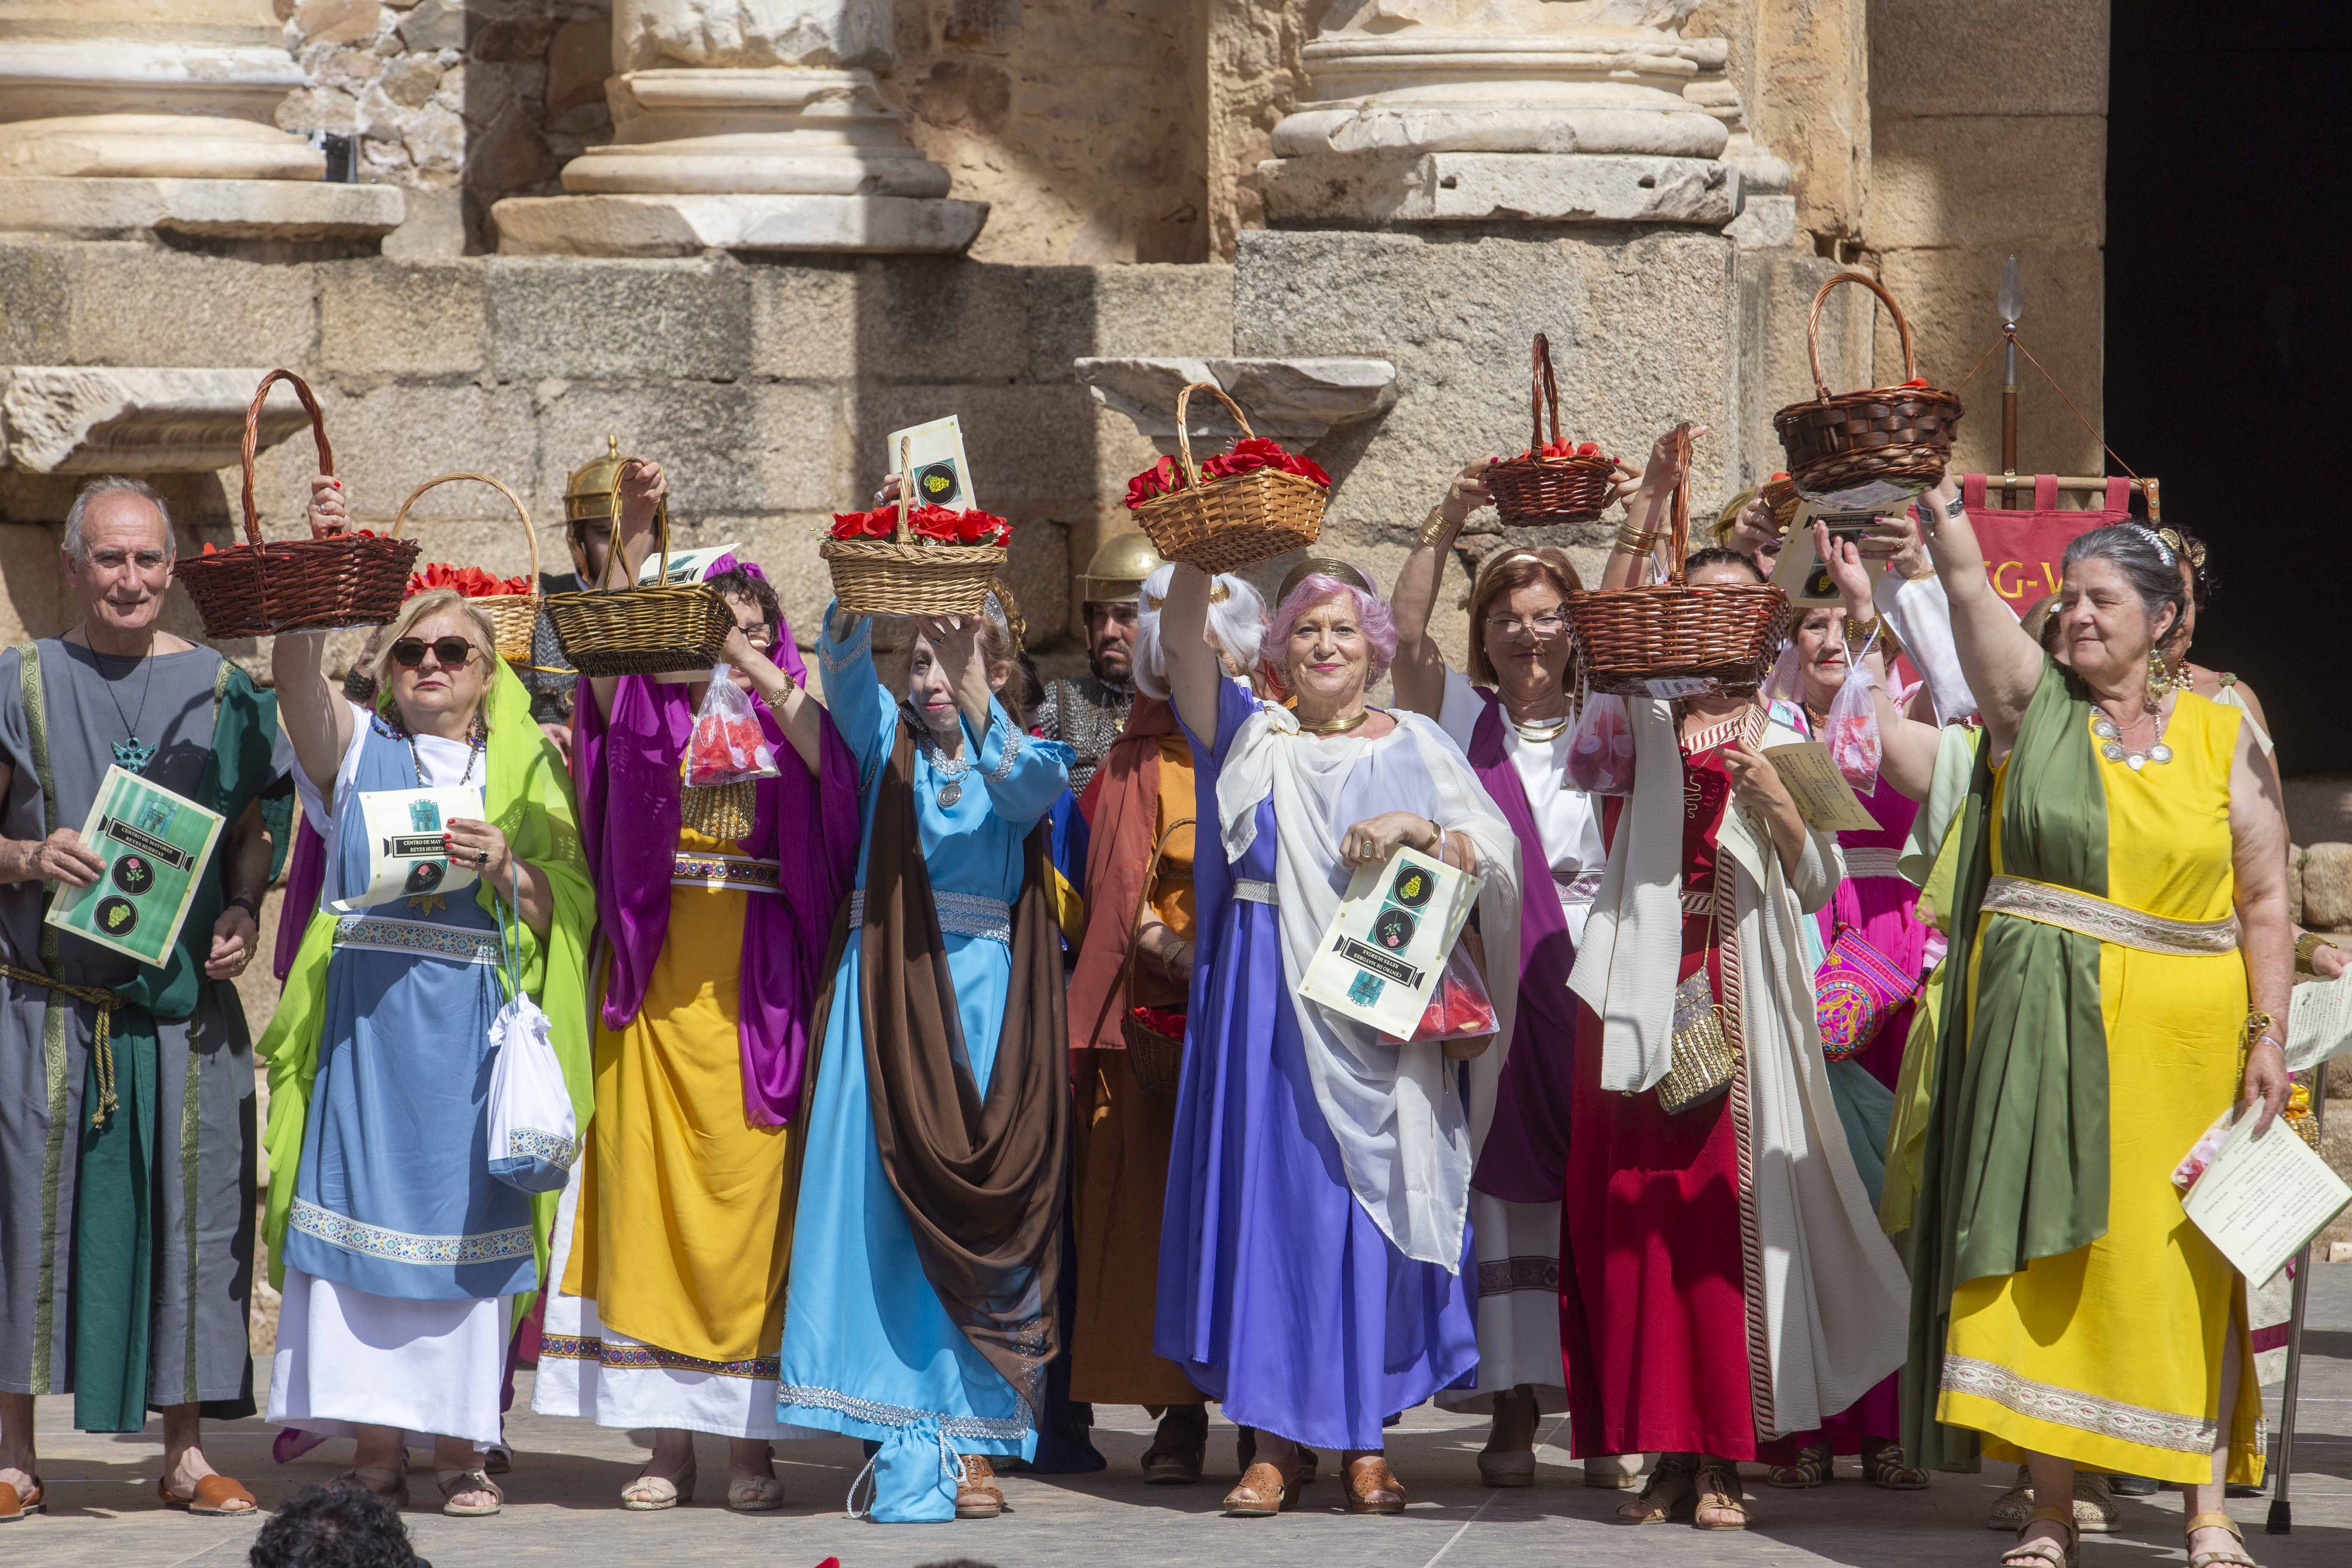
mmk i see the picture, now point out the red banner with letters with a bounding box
[1961,474,2137,614]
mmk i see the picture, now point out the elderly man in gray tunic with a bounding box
[0,478,285,1523]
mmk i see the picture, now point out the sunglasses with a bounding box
[391,637,479,670]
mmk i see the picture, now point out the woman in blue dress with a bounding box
[776,591,1074,1522]
[261,575,593,1519]
[1155,557,1519,1517]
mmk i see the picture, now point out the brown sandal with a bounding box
[1767,1442,1834,1489]
[1693,1461,1749,1529]
[2185,1510,2259,1568]
[2004,1503,2081,1568]
[1142,1406,1207,1485]
[1862,1438,1929,1491]
[159,1472,259,1516]
[0,1478,43,1522]
[1345,1453,1406,1514]
[1617,1455,1696,1524]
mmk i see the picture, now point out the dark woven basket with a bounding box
[175,370,421,638]
[1132,383,1326,574]
[1485,334,1629,527]
[1566,425,1791,697]
[542,469,733,678]
[1772,270,1964,508]
[1117,819,1194,1096]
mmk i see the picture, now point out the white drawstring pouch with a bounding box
[484,868,576,1194]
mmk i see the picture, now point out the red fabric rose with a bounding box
[404,561,533,600]
[1132,1004,1187,1038]
[1124,454,1185,509]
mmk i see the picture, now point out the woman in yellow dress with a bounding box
[530,460,859,1510]
[1899,471,2292,1568]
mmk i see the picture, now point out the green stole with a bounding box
[16,645,286,1431]
[1901,658,2110,1472]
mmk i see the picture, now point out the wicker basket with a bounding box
[1566,425,1791,698]
[1132,383,1326,574]
[1485,334,1630,527]
[1118,818,1195,1096]
[175,370,422,638]
[1760,475,1801,533]
[820,435,1009,617]
[542,469,733,678]
[1772,271,1965,508]
[393,472,541,662]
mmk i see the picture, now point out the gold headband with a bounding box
[1276,556,1372,607]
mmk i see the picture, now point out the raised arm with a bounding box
[1916,470,2046,753]
[815,603,892,792]
[1599,426,1700,590]
[2227,714,2293,1134]
[1163,560,1222,741]
[1816,521,1943,801]
[583,458,668,723]
[1392,459,1495,719]
[720,623,828,778]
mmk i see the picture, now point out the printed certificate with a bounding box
[329,786,486,913]
[1762,741,1879,833]
[46,766,225,969]
[1299,847,1479,1038]
[2182,1106,2352,1288]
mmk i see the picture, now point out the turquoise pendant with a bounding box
[113,736,154,773]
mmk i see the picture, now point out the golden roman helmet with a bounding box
[564,435,628,529]
[1076,530,1166,607]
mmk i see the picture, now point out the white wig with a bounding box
[1131,563,1267,701]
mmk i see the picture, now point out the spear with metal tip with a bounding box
[1998,254,2022,506]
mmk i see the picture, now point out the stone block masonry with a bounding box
[0,238,1235,666]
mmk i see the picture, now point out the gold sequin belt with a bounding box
[1982,875,2237,956]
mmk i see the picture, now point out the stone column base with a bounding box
[1259,150,1738,228]
[489,192,988,257]
[0,177,404,240]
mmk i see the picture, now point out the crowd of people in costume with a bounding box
[0,430,2334,1568]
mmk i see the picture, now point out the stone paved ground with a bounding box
[17,1267,2352,1568]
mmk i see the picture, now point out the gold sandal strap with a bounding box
[2184,1513,2244,1542]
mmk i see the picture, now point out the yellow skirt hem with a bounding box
[1938,1391,2263,1488]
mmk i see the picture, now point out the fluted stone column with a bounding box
[1258,0,1741,227]
[492,0,986,257]
[0,0,401,237]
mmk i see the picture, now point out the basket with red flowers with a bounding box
[1772,270,1964,508]
[821,435,1011,617]
[1123,382,1329,574]
[394,472,542,662]
[1483,334,1632,527]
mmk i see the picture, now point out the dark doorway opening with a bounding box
[2107,6,2352,774]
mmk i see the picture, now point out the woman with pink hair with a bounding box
[1153,557,1521,1518]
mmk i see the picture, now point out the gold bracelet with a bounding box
[2243,1008,2275,1047]
[1614,525,1660,555]
[1418,506,1457,548]
[2296,931,2331,975]
[1843,615,1899,662]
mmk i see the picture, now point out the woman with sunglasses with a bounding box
[1388,456,1611,1489]
[262,485,594,1520]
[534,460,859,1513]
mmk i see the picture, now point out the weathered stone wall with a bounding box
[0,238,1234,656]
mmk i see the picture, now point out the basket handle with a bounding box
[600,457,670,589]
[1806,269,1917,404]
[241,368,333,547]
[1171,382,1256,489]
[1663,423,1695,585]
[1118,816,1197,998]
[1528,334,1562,456]
[390,472,540,582]
[894,434,913,546]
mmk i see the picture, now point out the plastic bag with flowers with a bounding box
[1564,692,1637,795]
[684,667,781,788]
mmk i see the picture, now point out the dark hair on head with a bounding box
[1684,546,1766,583]
[248,1482,419,1568]
[705,567,781,635]
[2060,524,2187,637]
[1466,546,1582,687]
[2168,522,2214,611]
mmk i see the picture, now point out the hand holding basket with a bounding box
[175,370,422,638]
[1129,383,1326,574]
[393,473,542,663]
[542,462,733,678]
[1484,334,1631,528]
[1772,271,1964,508]
[1565,424,1791,698]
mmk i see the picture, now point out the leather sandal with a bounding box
[1221,1459,1298,1517]
[2185,1510,2259,1568]
[334,1467,408,1510]
[1692,1461,1750,1529]
[1617,1455,1697,1524]
[1234,1428,1318,1484]
[2003,1503,2081,1568]
[436,1468,502,1517]
[1141,1406,1207,1485]
[159,1472,259,1516]
[955,1454,1005,1520]
[0,1478,42,1522]
[1345,1453,1406,1514]
[1862,1439,1929,1491]
[1768,1442,1834,1490]
[621,1461,694,1511]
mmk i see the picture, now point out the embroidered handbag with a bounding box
[1813,921,1919,1063]
[1656,971,1738,1115]
[485,868,577,1193]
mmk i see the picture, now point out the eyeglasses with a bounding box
[1483,612,1567,638]
[390,637,479,670]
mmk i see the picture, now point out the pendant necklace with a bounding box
[918,728,971,807]
[2092,705,2171,771]
[95,647,159,773]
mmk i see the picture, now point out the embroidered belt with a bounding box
[0,964,122,1129]
[846,888,1013,945]
[333,914,503,966]
[1983,876,2237,956]
[1680,888,1716,916]
[1232,879,1277,906]
[671,853,782,893]
[1842,846,1905,881]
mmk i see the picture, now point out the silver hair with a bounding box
[1131,562,1268,701]
[63,476,176,562]
[2061,523,2186,630]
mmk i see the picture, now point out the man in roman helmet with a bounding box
[522,438,630,751]
[1037,532,1162,794]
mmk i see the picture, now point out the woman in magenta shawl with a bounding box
[531,459,858,1512]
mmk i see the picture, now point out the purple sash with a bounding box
[1466,689,1581,1204]
[572,625,858,1127]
